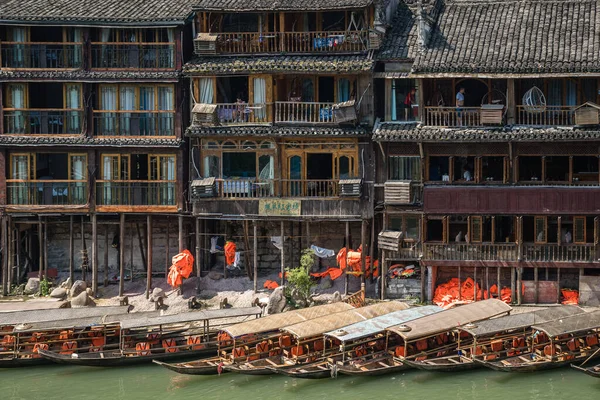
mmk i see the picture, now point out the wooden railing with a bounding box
[282,179,338,197]
[216,179,275,198]
[214,103,271,125]
[0,42,83,69]
[517,105,574,126]
[93,111,175,136]
[275,101,336,124]
[281,31,368,53]
[212,31,368,54]
[3,109,83,135]
[96,181,176,206]
[389,241,422,260]
[90,43,174,69]
[424,107,481,127]
[423,243,519,261]
[523,243,596,262]
[6,181,87,206]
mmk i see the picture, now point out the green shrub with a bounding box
[285,249,316,306]
[40,278,50,297]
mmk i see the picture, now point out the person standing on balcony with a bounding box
[234,93,247,123]
[404,88,416,121]
[463,165,472,181]
[456,87,465,126]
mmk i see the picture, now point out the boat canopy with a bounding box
[325,305,442,343]
[12,311,157,332]
[222,303,353,338]
[120,307,262,330]
[0,305,132,327]
[459,305,584,337]
[282,301,410,340]
[531,310,600,338]
[387,299,512,341]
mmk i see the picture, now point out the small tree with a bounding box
[285,249,316,308]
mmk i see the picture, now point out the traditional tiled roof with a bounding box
[186,125,369,138]
[193,0,372,11]
[413,0,600,74]
[372,123,600,142]
[0,135,184,148]
[0,71,181,82]
[376,1,418,61]
[184,55,374,75]
[0,0,195,25]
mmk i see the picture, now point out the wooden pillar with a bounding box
[146,215,153,299]
[510,267,516,304]
[344,221,350,295]
[15,226,21,287]
[38,218,43,289]
[458,265,462,300]
[534,266,539,304]
[381,250,387,300]
[280,221,285,286]
[485,267,490,297]
[165,217,170,277]
[420,265,426,303]
[81,216,86,282]
[556,267,561,304]
[243,220,252,278]
[119,213,125,297]
[360,219,367,285]
[91,214,98,296]
[104,225,109,287]
[129,222,134,282]
[1,217,7,296]
[6,216,12,288]
[473,266,477,301]
[306,221,311,248]
[497,267,501,299]
[178,215,184,252]
[69,216,74,284]
[195,217,201,278]
[507,78,516,125]
[516,267,522,305]
[253,221,258,293]
[43,219,48,282]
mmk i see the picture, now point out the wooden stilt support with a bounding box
[81,216,86,282]
[16,225,21,286]
[1,216,7,296]
[345,221,350,295]
[534,267,539,304]
[474,266,477,301]
[104,225,109,287]
[420,265,426,303]
[243,220,252,279]
[91,214,98,297]
[195,217,200,278]
[510,267,516,304]
[119,213,125,297]
[485,267,489,299]
[165,217,170,278]
[69,216,74,284]
[178,215,184,252]
[369,218,375,283]
[360,220,367,285]
[556,267,561,304]
[146,215,153,299]
[497,267,501,299]
[457,265,462,301]
[38,217,43,288]
[253,221,258,293]
[43,219,48,283]
[129,222,134,282]
[7,216,12,289]
[280,221,285,286]
[517,267,522,305]
[136,223,147,274]
[381,250,387,300]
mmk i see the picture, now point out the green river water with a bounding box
[1,364,599,400]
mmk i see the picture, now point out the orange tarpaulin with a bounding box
[167,250,195,288]
[561,289,579,305]
[310,267,343,280]
[335,246,378,278]
[264,280,279,290]
[434,278,524,307]
[224,241,236,266]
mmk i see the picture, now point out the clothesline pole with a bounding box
[280,221,285,286]
[253,221,258,293]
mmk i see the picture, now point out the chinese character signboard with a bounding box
[258,199,301,216]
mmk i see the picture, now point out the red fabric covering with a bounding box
[264,280,279,290]
[167,250,195,288]
[224,241,236,266]
[310,267,343,280]
[561,289,579,305]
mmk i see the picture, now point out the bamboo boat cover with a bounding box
[282,301,410,340]
[12,311,160,332]
[120,307,262,330]
[459,305,584,337]
[0,305,131,326]
[223,303,354,338]
[387,299,512,341]
[531,310,600,337]
[325,305,442,343]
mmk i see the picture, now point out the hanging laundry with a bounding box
[224,241,236,266]
[310,245,335,258]
[233,252,241,269]
[210,236,220,253]
[271,236,283,250]
[336,248,348,270]
[167,250,194,289]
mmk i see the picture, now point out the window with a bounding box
[389,156,420,181]
[572,156,599,183]
[426,218,447,242]
[387,79,419,121]
[428,156,450,181]
[545,156,569,182]
[470,216,483,243]
[389,215,420,240]
[534,216,547,244]
[481,156,505,182]
[573,217,586,244]
[518,156,542,182]
[453,156,475,182]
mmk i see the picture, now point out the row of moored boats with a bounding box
[1,298,600,379]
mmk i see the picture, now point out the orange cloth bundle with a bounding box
[263,280,279,290]
[224,241,236,266]
[561,289,579,305]
[167,250,195,288]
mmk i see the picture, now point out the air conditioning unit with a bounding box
[194,33,218,55]
[384,181,411,204]
[192,103,217,126]
[378,230,403,252]
[191,178,216,199]
[339,179,362,197]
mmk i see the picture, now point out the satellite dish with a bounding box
[522,86,547,113]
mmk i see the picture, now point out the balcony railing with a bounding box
[424,107,482,127]
[0,42,83,69]
[216,179,275,198]
[90,43,174,69]
[212,31,368,54]
[282,179,338,197]
[275,102,336,124]
[7,181,87,206]
[523,243,596,262]
[96,181,176,206]
[3,109,83,135]
[517,106,574,126]
[423,243,519,262]
[214,103,271,125]
[93,111,175,136]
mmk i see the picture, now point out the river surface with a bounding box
[1,364,599,400]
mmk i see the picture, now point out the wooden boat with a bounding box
[269,359,333,379]
[336,354,407,376]
[571,362,600,378]
[224,355,298,375]
[154,302,355,375]
[476,310,600,372]
[38,307,262,367]
[385,299,512,372]
[152,359,228,375]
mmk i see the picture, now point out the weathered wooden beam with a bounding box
[253,221,258,293]
[43,219,48,283]
[243,220,252,279]
[92,214,98,296]
[15,226,21,286]
[146,215,153,299]
[104,225,109,287]
[38,217,43,289]
[345,221,350,296]
[136,223,147,274]
[1,217,7,296]
[195,217,201,279]
[119,213,125,297]
[178,215,184,252]
[165,217,170,278]
[280,220,285,286]
[360,219,367,285]
[81,216,86,282]
[7,216,12,288]
[534,266,539,304]
[69,215,74,284]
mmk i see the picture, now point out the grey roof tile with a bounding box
[186,125,368,137]
[0,135,184,148]
[193,0,373,12]
[0,70,181,82]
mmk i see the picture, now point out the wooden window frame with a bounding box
[282,139,358,180]
[100,154,130,181]
[388,214,420,242]
[534,216,548,244]
[470,216,483,243]
[200,139,276,178]
[9,153,35,180]
[97,83,175,112]
[67,153,88,182]
[149,155,177,182]
[573,216,586,244]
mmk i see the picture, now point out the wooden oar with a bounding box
[580,346,600,366]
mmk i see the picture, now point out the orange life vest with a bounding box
[60,341,77,355]
[279,335,292,348]
[313,340,324,352]
[31,332,44,342]
[2,335,16,348]
[59,330,73,341]
[415,339,428,351]
[247,353,260,362]
[218,332,232,347]
[586,334,599,347]
[162,339,179,353]
[472,346,484,356]
[146,333,160,345]
[566,338,580,352]
[269,348,282,357]
[354,346,367,357]
[490,339,503,352]
[136,342,151,356]
[233,347,246,358]
[290,345,305,357]
[256,341,269,354]
[394,346,406,358]
[32,343,49,358]
[187,336,204,351]
[543,344,556,357]
[512,337,526,350]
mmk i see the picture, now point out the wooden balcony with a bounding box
[3,109,83,135]
[96,181,177,210]
[523,243,597,263]
[93,111,175,136]
[517,105,574,126]
[90,43,174,69]
[215,179,275,198]
[214,103,271,125]
[205,31,368,54]
[423,243,519,262]
[424,107,482,127]
[0,42,82,69]
[7,181,87,206]
[282,179,338,197]
[275,101,336,124]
